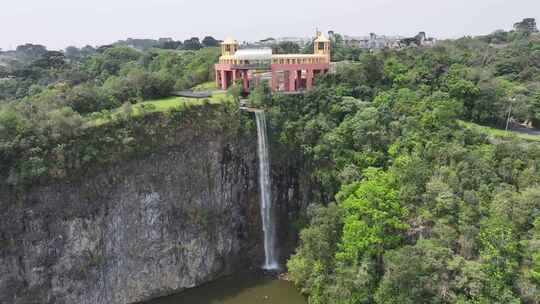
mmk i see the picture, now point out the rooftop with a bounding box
[222,37,238,45]
[314,34,330,43]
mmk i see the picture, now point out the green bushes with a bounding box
[0,102,238,189]
[1,46,219,115]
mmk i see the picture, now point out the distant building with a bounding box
[260,38,277,44]
[342,33,404,50]
[276,37,312,46]
[248,36,311,48]
[399,32,437,48]
[250,30,436,52]
[514,18,539,33]
[250,38,277,47]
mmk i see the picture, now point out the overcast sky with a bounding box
[1,0,539,50]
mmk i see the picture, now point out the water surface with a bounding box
[144,272,306,304]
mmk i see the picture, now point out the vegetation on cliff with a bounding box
[253,29,540,303]
[0,46,229,188]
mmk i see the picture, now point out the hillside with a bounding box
[263,30,540,304]
[1,26,540,304]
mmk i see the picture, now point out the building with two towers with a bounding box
[215,32,331,92]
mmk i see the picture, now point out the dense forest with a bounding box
[264,29,540,303]
[1,25,540,303]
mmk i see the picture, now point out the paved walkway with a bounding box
[173,90,226,98]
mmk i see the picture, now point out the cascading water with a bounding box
[254,110,279,270]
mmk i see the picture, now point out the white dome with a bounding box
[233,48,273,61]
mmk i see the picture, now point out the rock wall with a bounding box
[272,157,314,264]
[0,112,261,304]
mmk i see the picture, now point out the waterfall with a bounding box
[254,110,278,270]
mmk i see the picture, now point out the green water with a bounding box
[144,272,307,304]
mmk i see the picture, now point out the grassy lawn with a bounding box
[192,81,219,91]
[134,95,215,112]
[460,121,540,143]
[86,92,228,127]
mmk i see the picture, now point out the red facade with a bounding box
[215,34,331,92]
[215,62,330,92]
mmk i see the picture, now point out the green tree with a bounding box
[287,204,343,301]
[336,168,408,264]
[375,240,454,304]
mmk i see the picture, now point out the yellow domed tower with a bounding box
[221,37,239,57]
[314,32,331,63]
[216,37,241,90]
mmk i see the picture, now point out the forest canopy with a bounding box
[253,29,540,304]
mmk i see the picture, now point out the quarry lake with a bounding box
[143,272,307,304]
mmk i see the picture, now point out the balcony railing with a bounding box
[231,63,271,70]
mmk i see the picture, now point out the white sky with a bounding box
[1,0,539,50]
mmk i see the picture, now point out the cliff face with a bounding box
[0,108,261,304]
